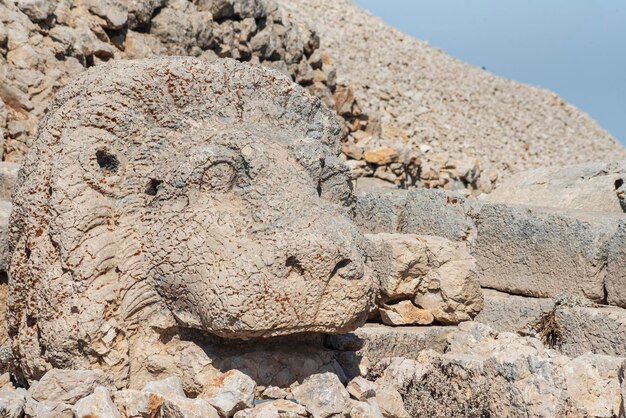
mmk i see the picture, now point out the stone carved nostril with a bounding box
[286,256,305,275]
[145,178,163,196]
[330,259,352,279]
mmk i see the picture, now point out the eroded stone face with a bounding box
[8,57,374,381]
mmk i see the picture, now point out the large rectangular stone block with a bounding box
[473,204,619,303]
[355,188,475,242]
[356,188,626,307]
[556,306,626,357]
[474,289,553,333]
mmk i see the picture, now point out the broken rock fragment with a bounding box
[379,301,434,326]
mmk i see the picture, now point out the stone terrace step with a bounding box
[356,188,626,307]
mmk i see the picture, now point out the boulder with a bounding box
[261,386,288,400]
[355,189,476,242]
[373,322,625,418]
[162,396,220,418]
[113,389,165,417]
[474,289,553,333]
[375,386,410,418]
[0,162,19,201]
[143,376,186,398]
[484,160,626,214]
[72,386,121,418]
[27,369,114,404]
[201,370,256,418]
[291,373,351,418]
[346,377,376,401]
[0,201,11,273]
[555,305,626,357]
[348,399,383,418]
[233,400,307,418]
[363,147,400,165]
[473,204,619,302]
[8,57,374,385]
[24,398,73,417]
[0,386,26,418]
[366,233,482,324]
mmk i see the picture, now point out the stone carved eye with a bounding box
[170,146,244,193]
[95,150,120,173]
[200,160,237,192]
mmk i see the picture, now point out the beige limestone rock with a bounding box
[261,386,288,400]
[0,162,19,201]
[326,324,453,377]
[364,147,399,165]
[374,386,409,418]
[24,397,73,417]
[0,385,26,418]
[8,57,374,385]
[72,386,121,418]
[142,376,186,398]
[474,204,621,303]
[607,220,626,307]
[162,396,220,418]
[373,322,626,418]
[484,160,626,214]
[555,305,626,357]
[28,369,114,405]
[562,354,624,418]
[233,400,307,418]
[291,373,350,418]
[349,399,383,418]
[201,370,256,418]
[346,376,376,401]
[113,389,166,417]
[0,201,11,273]
[474,289,554,333]
[379,301,434,326]
[366,233,483,324]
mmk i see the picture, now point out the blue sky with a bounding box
[354,1,626,146]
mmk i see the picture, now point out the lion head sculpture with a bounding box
[8,58,374,384]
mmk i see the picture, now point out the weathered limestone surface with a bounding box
[485,160,626,214]
[607,220,626,307]
[556,306,626,358]
[474,289,553,333]
[355,189,476,242]
[365,233,483,325]
[356,188,626,307]
[373,322,625,418]
[326,324,453,377]
[7,57,375,385]
[0,163,19,201]
[0,201,11,274]
[474,204,619,301]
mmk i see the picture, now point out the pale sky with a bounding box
[355,0,626,146]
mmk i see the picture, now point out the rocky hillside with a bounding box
[278,0,626,190]
[3,0,625,195]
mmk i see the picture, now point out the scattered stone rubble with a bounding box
[2,321,625,417]
[278,0,626,190]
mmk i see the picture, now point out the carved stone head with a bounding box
[8,58,374,381]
